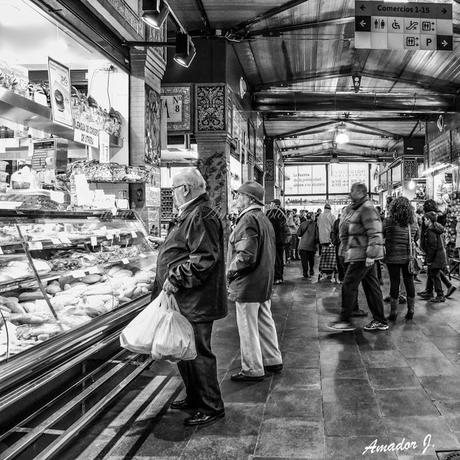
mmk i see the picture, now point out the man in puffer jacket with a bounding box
[329,182,388,332]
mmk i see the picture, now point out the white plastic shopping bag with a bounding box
[119,290,167,354]
[151,293,197,362]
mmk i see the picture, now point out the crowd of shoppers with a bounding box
[153,167,456,427]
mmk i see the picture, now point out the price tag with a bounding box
[88,266,99,274]
[131,231,137,238]
[91,236,97,246]
[106,233,114,240]
[122,258,130,265]
[51,238,60,245]
[0,247,3,255]
[28,241,43,250]
[71,270,85,279]
[59,235,71,244]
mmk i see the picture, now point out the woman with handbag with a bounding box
[383,197,419,320]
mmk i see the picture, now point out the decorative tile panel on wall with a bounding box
[197,150,228,220]
[403,159,418,180]
[145,84,161,166]
[265,159,275,181]
[195,84,226,132]
[99,0,144,37]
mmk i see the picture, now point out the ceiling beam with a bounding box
[344,120,401,139]
[275,120,336,139]
[194,0,211,32]
[245,16,354,38]
[255,67,459,95]
[266,115,430,122]
[254,91,458,113]
[229,0,309,34]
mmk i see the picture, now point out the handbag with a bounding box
[407,225,421,275]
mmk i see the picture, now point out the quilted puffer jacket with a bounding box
[345,197,384,263]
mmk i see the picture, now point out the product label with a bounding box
[0,247,3,255]
[28,241,43,250]
[91,236,97,246]
[122,258,130,265]
[131,231,137,238]
[88,266,99,274]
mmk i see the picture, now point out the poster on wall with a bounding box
[161,85,192,133]
[285,165,326,195]
[145,85,161,166]
[48,58,72,128]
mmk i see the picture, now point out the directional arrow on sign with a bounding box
[360,20,367,27]
[442,7,447,14]
[360,4,366,11]
[442,40,448,47]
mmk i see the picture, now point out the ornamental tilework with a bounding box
[404,159,418,180]
[145,85,161,166]
[196,85,226,132]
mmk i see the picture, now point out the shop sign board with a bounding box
[48,58,73,128]
[355,0,453,50]
[74,119,99,148]
[285,165,327,195]
[329,163,370,193]
[161,85,192,133]
[428,130,451,166]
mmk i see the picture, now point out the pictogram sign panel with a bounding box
[355,1,452,50]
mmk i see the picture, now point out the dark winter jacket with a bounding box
[345,197,384,263]
[266,207,288,246]
[227,206,276,302]
[422,222,447,269]
[383,218,419,265]
[330,218,341,247]
[154,193,227,322]
[297,220,318,252]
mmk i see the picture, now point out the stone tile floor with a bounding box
[78,262,460,459]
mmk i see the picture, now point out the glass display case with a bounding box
[0,209,157,362]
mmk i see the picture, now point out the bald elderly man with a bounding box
[154,168,227,426]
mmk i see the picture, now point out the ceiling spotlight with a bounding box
[174,32,196,68]
[330,154,339,164]
[142,0,169,30]
[352,74,361,93]
[335,132,349,144]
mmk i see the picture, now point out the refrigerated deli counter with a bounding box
[0,209,157,420]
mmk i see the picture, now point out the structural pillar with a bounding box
[264,137,276,203]
[129,47,166,232]
[194,83,233,236]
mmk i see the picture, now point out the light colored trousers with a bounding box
[235,300,283,377]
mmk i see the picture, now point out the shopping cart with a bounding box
[318,243,338,282]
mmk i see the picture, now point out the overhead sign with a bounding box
[355,1,453,50]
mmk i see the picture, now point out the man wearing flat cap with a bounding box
[227,181,283,381]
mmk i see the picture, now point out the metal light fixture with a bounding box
[174,32,196,68]
[335,124,349,145]
[352,74,361,93]
[142,0,169,29]
[330,154,339,164]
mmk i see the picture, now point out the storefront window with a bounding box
[0,0,131,211]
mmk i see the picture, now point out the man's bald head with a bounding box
[172,168,207,207]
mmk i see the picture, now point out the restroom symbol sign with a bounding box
[421,21,435,32]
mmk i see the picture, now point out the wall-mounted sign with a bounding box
[355,0,453,50]
[428,130,451,166]
[48,57,73,128]
[285,165,327,195]
[74,119,99,148]
[161,85,192,132]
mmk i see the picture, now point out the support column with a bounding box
[194,84,232,236]
[264,137,275,203]
[129,47,165,232]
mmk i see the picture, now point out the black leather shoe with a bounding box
[170,399,193,410]
[264,364,283,374]
[230,371,264,382]
[184,410,225,426]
